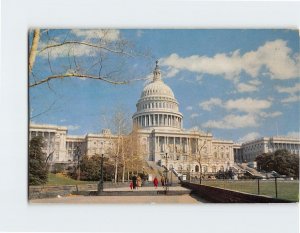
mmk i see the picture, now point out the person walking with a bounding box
[132,174,137,189]
[153,176,158,189]
[137,175,142,188]
[161,176,165,187]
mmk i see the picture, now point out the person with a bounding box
[132,174,137,189]
[129,181,133,190]
[153,176,158,189]
[137,175,142,188]
[161,176,165,186]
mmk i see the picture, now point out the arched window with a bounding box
[214,152,217,158]
[195,165,199,172]
[212,166,216,173]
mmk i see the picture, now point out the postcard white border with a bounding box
[1,0,299,232]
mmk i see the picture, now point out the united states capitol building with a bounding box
[29,62,299,175]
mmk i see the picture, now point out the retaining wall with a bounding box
[181,182,292,203]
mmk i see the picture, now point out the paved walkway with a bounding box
[30,194,205,204]
[103,186,189,192]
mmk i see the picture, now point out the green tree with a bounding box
[29,136,48,185]
[256,149,299,178]
[78,155,114,181]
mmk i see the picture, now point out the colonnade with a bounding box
[134,114,182,128]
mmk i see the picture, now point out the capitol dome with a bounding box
[141,79,175,99]
[132,61,183,130]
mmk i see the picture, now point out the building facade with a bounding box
[234,137,300,163]
[132,62,234,174]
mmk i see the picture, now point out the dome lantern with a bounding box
[153,60,161,82]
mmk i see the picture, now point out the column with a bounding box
[174,137,176,153]
[158,114,160,126]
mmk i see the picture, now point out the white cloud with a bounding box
[200,97,272,113]
[276,83,300,104]
[238,132,261,143]
[236,82,258,92]
[186,106,193,111]
[225,98,272,113]
[276,83,300,94]
[66,125,80,131]
[165,67,180,78]
[38,29,121,58]
[190,113,199,119]
[202,114,258,129]
[281,95,299,103]
[199,98,222,111]
[200,97,280,129]
[259,111,282,118]
[160,39,299,83]
[71,29,120,41]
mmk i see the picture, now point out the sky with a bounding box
[29,29,300,143]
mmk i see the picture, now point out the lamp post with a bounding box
[98,152,104,195]
[164,152,169,194]
[75,145,81,181]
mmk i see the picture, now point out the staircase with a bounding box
[238,163,266,178]
[145,161,164,178]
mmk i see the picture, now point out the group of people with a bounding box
[130,175,143,190]
[130,175,168,190]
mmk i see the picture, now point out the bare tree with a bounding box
[188,129,211,184]
[29,29,152,119]
[29,29,151,88]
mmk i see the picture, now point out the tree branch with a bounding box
[38,41,133,57]
[29,73,130,87]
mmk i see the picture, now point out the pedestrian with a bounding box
[161,176,165,186]
[153,176,158,189]
[132,174,137,189]
[137,175,142,188]
[129,181,133,190]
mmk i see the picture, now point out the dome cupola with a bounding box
[132,61,183,130]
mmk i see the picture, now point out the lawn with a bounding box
[199,180,299,202]
[46,173,96,186]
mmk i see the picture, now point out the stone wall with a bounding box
[181,182,292,203]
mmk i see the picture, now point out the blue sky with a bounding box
[29,29,300,142]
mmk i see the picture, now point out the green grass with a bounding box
[200,180,299,202]
[46,173,96,186]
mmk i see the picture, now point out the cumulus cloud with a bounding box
[160,39,299,83]
[225,98,271,113]
[190,113,199,119]
[200,97,272,113]
[71,29,120,41]
[281,95,299,103]
[186,106,193,111]
[199,98,222,111]
[200,97,281,129]
[276,83,300,103]
[66,125,80,131]
[238,132,261,143]
[276,83,300,94]
[236,82,259,92]
[202,114,258,129]
[259,111,282,118]
[38,29,121,58]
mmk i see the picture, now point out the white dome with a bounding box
[132,61,183,130]
[141,80,175,99]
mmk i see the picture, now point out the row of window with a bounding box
[137,101,177,111]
